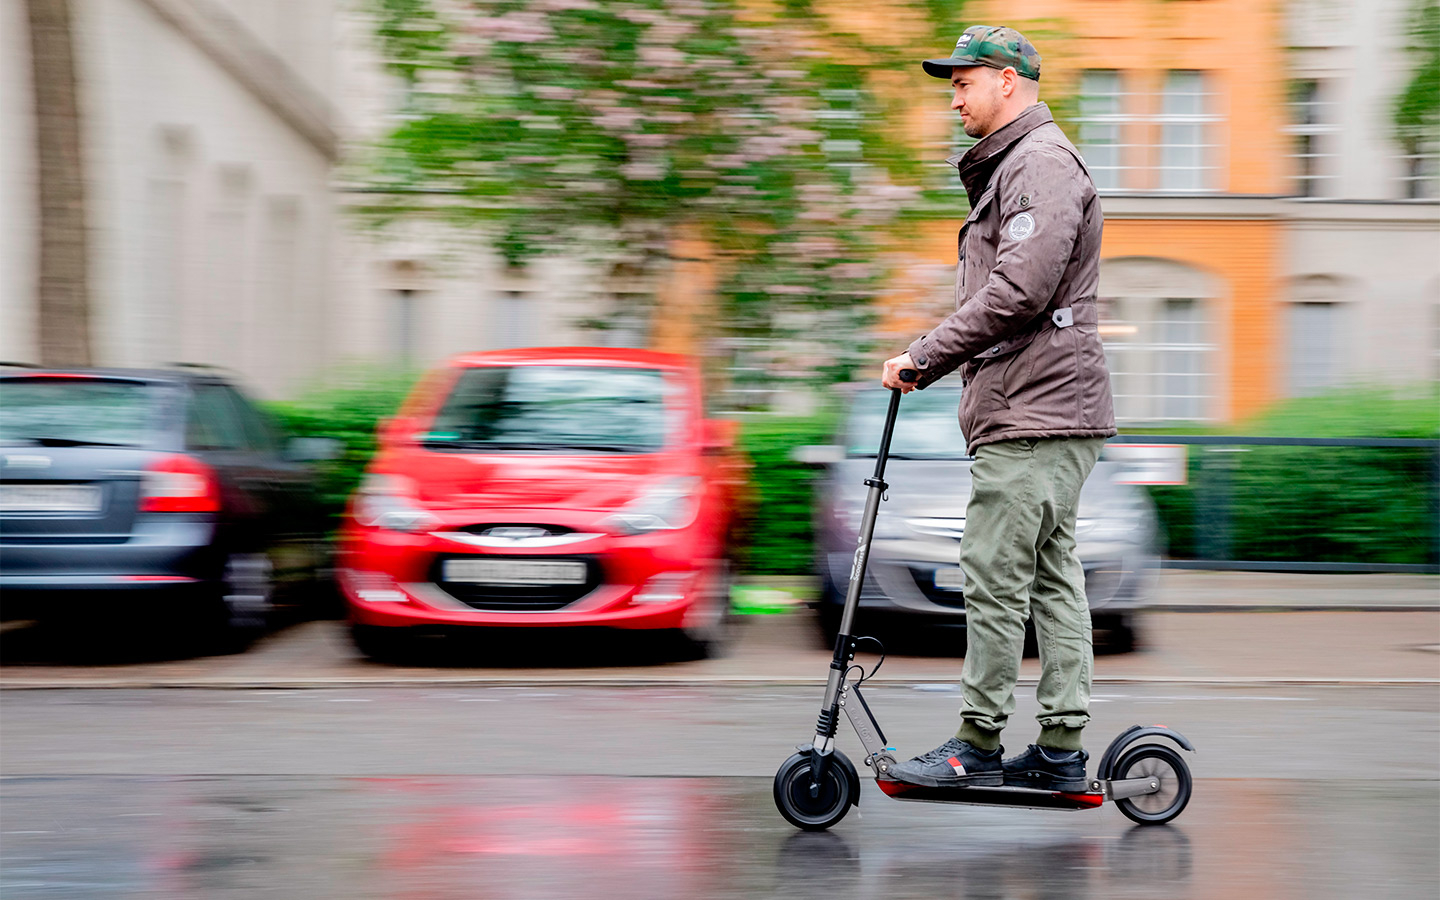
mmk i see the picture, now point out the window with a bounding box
[0,379,154,448]
[186,383,247,451]
[427,366,678,453]
[393,288,419,362]
[1154,299,1210,419]
[1077,70,1128,191]
[1287,302,1344,396]
[924,87,977,196]
[497,290,531,349]
[1399,138,1440,200]
[220,385,281,454]
[1157,71,1220,192]
[1099,258,1219,425]
[1287,80,1334,197]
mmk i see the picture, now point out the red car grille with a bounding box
[429,554,603,612]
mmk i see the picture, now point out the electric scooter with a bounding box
[773,370,1195,831]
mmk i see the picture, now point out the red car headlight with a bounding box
[601,476,701,535]
[353,473,443,533]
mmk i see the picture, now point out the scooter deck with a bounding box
[876,778,1105,811]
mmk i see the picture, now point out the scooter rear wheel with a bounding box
[1113,744,1192,825]
[773,751,854,831]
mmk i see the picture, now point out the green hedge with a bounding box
[734,410,839,575]
[1143,385,1439,565]
[263,367,420,523]
[262,373,1437,570]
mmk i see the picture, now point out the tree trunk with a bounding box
[26,0,91,366]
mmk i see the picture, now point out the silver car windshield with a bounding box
[845,385,968,459]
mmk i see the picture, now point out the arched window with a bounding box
[1285,275,1351,397]
[1098,257,1221,424]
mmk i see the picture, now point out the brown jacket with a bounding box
[907,102,1116,453]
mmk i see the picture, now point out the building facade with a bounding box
[894,0,1438,425]
[2,0,341,398]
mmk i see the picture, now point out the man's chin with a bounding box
[962,122,986,139]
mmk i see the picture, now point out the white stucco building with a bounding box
[2,0,341,398]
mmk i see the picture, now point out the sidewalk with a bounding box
[2,608,1436,691]
[1148,570,1438,611]
[735,569,1439,612]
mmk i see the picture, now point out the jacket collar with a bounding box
[947,102,1053,205]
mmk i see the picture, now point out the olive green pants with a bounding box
[954,436,1108,753]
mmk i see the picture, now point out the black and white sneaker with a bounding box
[888,738,1003,788]
[1002,745,1090,792]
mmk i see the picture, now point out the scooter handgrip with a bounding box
[899,369,918,383]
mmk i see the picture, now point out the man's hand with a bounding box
[881,352,918,393]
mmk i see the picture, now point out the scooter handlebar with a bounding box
[898,369,917,384]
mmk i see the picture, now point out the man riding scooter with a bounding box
[881,25,1117,794]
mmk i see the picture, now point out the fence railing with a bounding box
[1109,435,1440,574]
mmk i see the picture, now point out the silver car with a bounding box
[807,382,1157,652]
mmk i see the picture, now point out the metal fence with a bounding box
[1109,435,1440,574]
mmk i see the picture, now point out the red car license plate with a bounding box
[443,559,587,585]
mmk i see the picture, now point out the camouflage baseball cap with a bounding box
[922,25,1041,81]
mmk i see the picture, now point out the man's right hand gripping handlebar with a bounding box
[881,352,920,393]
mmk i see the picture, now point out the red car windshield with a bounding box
[422,365,678,454]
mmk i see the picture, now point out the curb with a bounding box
[2,675,1436,690]
[1143,605,1440,613]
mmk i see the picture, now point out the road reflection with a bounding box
[774,822,1192,900]
[1,774,1433,899]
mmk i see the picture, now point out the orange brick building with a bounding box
[656,0,1437,417]
[885,0,1292,424]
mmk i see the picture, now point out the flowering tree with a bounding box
[363,0,948,386]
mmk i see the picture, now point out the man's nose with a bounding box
[952,93,964,111]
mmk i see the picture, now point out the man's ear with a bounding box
[1001,67,1020,98]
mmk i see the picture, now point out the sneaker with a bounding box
[1002,744,1090,792]
[888,738,1003,788]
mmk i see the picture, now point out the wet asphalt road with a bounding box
[2,683,1438,899]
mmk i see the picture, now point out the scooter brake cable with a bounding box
[846,635,886,685]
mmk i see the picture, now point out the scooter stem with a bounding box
[812,372,915,752]
[807,372,916,792]
[836,374,911,639]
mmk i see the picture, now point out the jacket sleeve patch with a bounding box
[1007,212,1036,241]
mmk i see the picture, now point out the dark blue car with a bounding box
[0,367,335,639]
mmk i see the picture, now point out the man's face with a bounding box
[951,66,1005,138]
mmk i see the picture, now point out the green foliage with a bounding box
[1145,385,1439,565]
[359,0,947,386]
[735,410,838,574]
[737,385,1439,573]
[263,367,421,521]
[1395,0,1440,165]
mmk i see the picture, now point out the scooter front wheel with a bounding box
[1113,744,1193,825]
[773,751,854,831]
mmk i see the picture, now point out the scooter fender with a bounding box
[796,743,862,807]
[1095,725,1196,782]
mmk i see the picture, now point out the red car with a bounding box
[338,348,743,659]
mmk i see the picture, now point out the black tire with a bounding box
[1094,613,1137,654]
[220,551,275,632]
[1113,744,1192,825]
[676,560,736,659]
[773,751,854,831]
[350,623,407,662]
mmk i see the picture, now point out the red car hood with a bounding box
[386,449,692,512]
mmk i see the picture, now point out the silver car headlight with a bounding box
[1077,501,1146,544]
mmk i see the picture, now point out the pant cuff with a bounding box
[1038,725,1085,752]
[956,721,1002,752]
